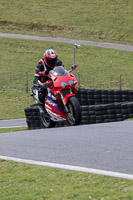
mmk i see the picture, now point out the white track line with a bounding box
[0,155,133,180]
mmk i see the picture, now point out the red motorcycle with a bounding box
[38,65,81,128]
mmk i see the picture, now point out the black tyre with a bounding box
[108,99,114,103]
[108,90,114,95]
[108,114,116,119]
[95,110,103,115]
[94,89,102,95]
[80,99,88,105]
[87,94,94,99]
[116,113,123,118]
[94,105,103,111]
[103,114,108,120]
[102,99,109,104]
[89,110,95,115]
[81,120,89,125]
[80,94,88,99]
[79,89,88,95]
[40,109,56,128]
[95,100,102,105]
[115,103,121,109]
[102,90,108,95]
[81,105,89,111]
[115,109,122,114]
[94,94,102,100]
[81,111,89,116]
[129,113,133,118]
[87,89,94,95]
[122,109,129,114]
[66,96,81,125]
[90,115,96,120]
[88,99,95,105]
[81,116,90,120]
[107,109,116,114]
[88,105,95,111]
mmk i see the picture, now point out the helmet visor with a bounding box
[46,57,57,68]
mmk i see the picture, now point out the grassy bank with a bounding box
[0,91,32,120]
[0,127,27,134]
[0,160,133,200]
[0,0,133,44]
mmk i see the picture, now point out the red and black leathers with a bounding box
[33,58,63,104]
[33,58,63,86]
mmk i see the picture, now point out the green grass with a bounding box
[0,0,133,44]
[0,160,133,200]
[0,37,133,119]
[0,91,32,120]
[0,127,27,134]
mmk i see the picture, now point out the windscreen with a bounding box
[49,66,69,76]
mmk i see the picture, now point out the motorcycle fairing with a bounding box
[45,95,67,121]
[59,89,75,105]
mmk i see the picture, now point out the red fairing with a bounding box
[44,66,79,121]
[49,72,77,104]
[63,94,74,105]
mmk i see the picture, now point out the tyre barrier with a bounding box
[24,89,133,129]
[76,89,133,106]
[80,102,133,125]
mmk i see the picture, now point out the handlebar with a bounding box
[40,80,53,89]
[34,80,53,89]
[69,64,77,72]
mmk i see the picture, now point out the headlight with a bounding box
[68,80,74,87]
[60,81,67,88]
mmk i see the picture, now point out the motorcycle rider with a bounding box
[32,49,64,105]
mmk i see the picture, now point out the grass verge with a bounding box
[0,160,133,200]
[0,0,133,44]
[0,127,27,134]
[0,91,32,120]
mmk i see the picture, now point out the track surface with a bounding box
[0,121,133,176]
[0,32,133,52]
[0,118,27,128]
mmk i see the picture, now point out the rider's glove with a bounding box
[38,80,52,89]
[71,64,77,70]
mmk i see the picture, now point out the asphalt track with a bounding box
[0,118,27,128]
[0,32,133,52]
[0,120,133,180]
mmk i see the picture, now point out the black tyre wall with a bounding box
[25,89,133,129]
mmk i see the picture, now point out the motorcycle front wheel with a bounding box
[40,108,56,128]
[66,96,81,125]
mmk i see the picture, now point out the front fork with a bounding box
[59,90,74,114]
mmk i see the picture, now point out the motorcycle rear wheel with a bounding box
[40,109,56,128]
[66,96,81,125]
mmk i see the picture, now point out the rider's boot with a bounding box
[38,90,46,115]
[38,102,45,115]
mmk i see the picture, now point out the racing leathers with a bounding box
[32,58,63,104]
